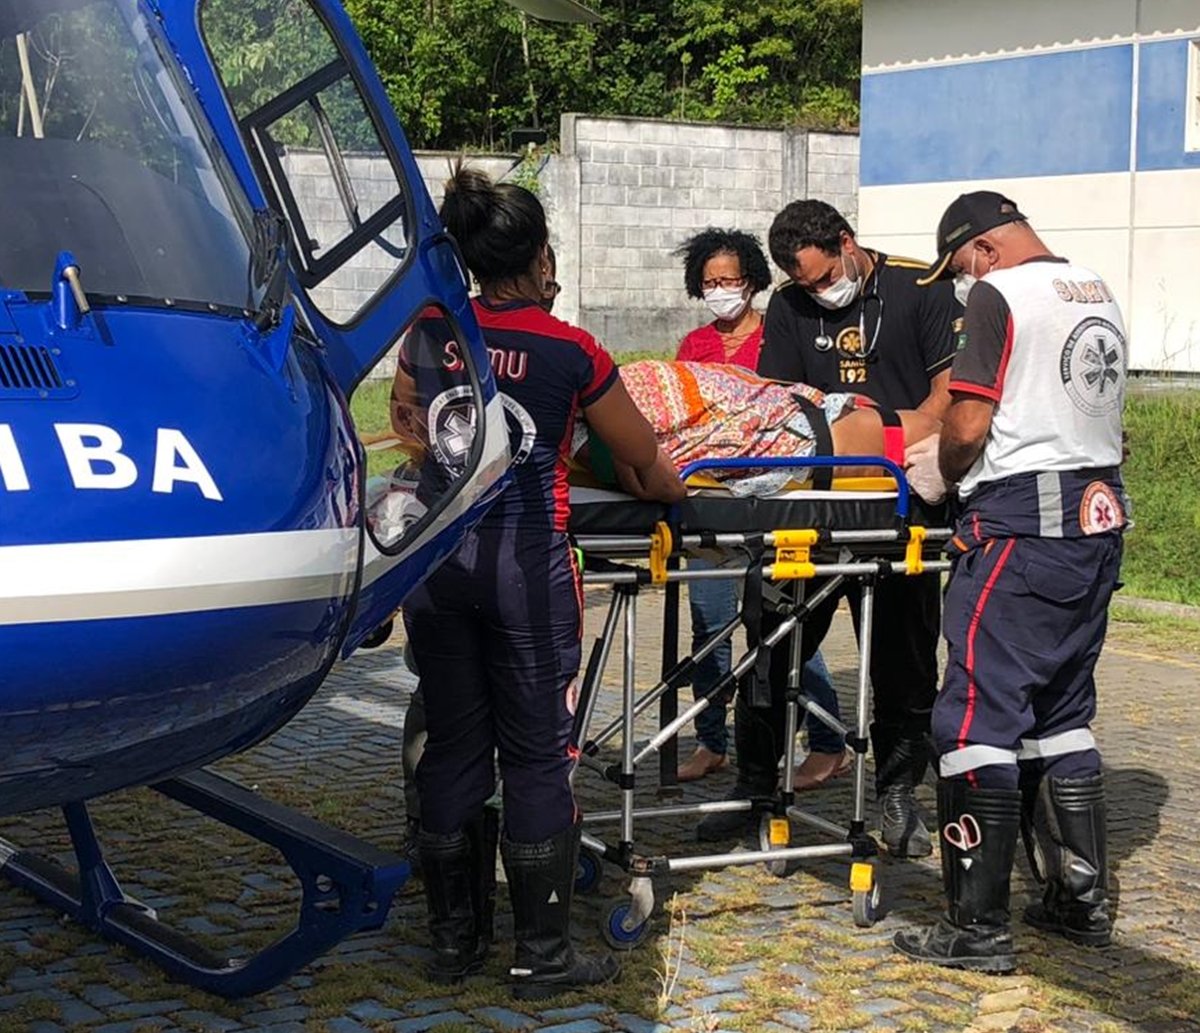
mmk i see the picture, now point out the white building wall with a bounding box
[859,0,1200,373]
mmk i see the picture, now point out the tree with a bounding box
[340,0,860,150]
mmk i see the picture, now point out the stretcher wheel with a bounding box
[602,902,651,950]
[850,861,881,927]
[758,814,792,878]
[575,847,603,895]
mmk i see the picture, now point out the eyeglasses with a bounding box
[700,275,747,291]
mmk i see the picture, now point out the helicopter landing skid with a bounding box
[0,768,409,998]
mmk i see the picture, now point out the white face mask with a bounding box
[703,285,751,322]
[811,253,861,310]
[953,252,980,307]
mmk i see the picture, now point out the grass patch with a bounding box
[1121,388,1200,604]
[1108,603,1200,655]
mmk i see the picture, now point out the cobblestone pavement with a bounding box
[0,589,1197,1033]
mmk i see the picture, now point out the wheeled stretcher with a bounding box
[566,456,953,947]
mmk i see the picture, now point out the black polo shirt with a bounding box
[758,251,962,411]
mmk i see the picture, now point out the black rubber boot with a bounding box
[418,827,488,984]
[1023,774,1112,946]
[501,823,619,1000]
[873,728,933,858]
[401,816,423,878]
[466,807,499,949]
[893,779,1021,973]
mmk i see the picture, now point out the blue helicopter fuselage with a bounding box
[0,298,363,814]
[0,0,510,816]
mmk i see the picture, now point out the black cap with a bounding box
[917,191,1027,285]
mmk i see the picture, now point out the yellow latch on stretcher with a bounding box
[905,526,927,575]
[773,528,818,580]
[649,521,673,584]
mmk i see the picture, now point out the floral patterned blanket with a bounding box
[616,360,856,496]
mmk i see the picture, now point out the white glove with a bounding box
[904,433,948,505]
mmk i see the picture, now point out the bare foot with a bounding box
[678,745,728,782]
[792,749,853,791]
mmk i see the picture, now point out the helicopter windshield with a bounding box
[0,0,257,311]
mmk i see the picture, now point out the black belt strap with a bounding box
[795,396,833,490]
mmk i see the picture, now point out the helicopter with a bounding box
[0,0,597,997]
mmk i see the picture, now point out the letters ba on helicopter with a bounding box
[0,423,222,500]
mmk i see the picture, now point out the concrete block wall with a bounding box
[281,117,860,378]
[561,115,859,351]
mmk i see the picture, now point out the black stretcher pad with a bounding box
[568,486,906,537]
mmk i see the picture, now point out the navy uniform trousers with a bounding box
[403,525,582,842]
[933,532,1123,791]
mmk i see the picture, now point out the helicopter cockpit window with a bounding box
[201,0,412,326]
[0,0,257,312]
[356,304,486,555]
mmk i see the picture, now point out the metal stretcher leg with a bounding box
[658,562,681,797]
[848,578,883,926]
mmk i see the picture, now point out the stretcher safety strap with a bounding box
[738,534,772,708]
[1018,728,1096,760]
[795,397,833,490]
[939,744,1019,777]
[877,407,906,469]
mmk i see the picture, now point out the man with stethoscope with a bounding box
[697,199,961,854]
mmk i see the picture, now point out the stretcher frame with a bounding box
[567,456,953,945]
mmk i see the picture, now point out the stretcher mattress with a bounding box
[568,486,907,537]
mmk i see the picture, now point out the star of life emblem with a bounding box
[1079,481,1125,535]
[428,385,477,469]
[1060,318,1126,418]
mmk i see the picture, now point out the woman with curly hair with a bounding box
[671,228,853,793]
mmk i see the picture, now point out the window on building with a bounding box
[1187,40,1200,152]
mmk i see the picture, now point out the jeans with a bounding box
[687,558,737,755]
[688,557,843,757]
[802,650,844,755]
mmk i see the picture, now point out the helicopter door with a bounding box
[196,0,450,394]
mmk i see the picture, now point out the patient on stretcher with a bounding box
[578,360,943,500]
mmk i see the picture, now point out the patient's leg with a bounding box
[829,409,939,476]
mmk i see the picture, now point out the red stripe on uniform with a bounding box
[956,538,1017,763]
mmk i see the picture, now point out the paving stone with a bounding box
[610,1014,672,1033]
[858,997,909,1016]
[349,1000,406,1022]
[776,1012,812,1030]
[111,999,189,1019]
[471,1006,538,1030]
[325,1018,373,1033]
[536,1021,609,1033]
[57,998,106,1025]
[391,1012,473,1032]
[174,1010,244,1032]
[404,997,459,1016]
[238,1005,309,1025]
[81,985,131,1008]
[540,1004,609,1021]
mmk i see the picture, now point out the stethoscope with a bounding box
[813,280,885,360]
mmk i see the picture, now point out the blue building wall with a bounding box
[859,29,1200,371]
[861,46,1135,186]
[1137,39,1200,170]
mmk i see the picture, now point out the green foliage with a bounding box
[340,0,861,150]
[1120,388,1200,605]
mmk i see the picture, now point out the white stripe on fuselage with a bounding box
[0,528,359,626]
